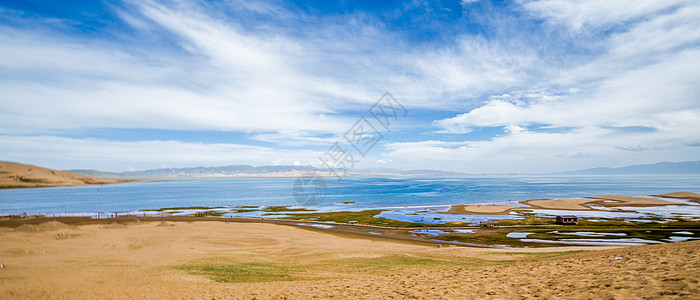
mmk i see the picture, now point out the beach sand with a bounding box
[1,220,697,299]
[521,198,598,210]
[589,195,681,207]
[655,192,700,203]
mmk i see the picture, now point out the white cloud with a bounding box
[435,45,700,132]
[422,0,700,172]
[519,0,692,32]
[449,2,700,129]
[0,135,321,172]
[0,1,375,136]
[383,125,700,173]
[2,0,699,172]
[0,0,540,137]
[249,130,338,146]
[460,0,480,9]
[406,36,537,106]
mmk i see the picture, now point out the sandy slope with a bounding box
[0,161,123,189]
[1,220,697,299]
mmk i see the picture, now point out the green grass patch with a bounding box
[497,217,556,226]
[310,254,470,274]
[227,209,258,214]
[175,262,296,283]
[205,211,226,217]
[281,210,428,227]
[264,206,315,212]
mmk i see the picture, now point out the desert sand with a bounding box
[1,220,698,299]
[0,161,124,189]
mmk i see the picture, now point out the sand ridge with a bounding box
[13,221,75,232]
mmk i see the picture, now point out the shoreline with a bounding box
[5,191,699,217]
[0,180,136,190]
[2,191,699,248]
[3,212,699,249]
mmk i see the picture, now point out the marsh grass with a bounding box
[263,206,315,212]
[176,254,456,283]
[433,225,700,247]
[434,232,550,248]
[281,210,425,227]
[528,229,700,241]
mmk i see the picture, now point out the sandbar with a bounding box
[589,195,681,207]
[442,205,521,215]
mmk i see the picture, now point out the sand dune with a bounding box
[0,161,124,189]
[1,220,697,299]
[13,221,74,232]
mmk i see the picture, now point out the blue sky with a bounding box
[1,0,699,173]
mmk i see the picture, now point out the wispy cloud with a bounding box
[519,0,691,32]
[423,0,700,172]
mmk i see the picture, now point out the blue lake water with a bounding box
[1,175,699,215]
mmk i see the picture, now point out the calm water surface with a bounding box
[1,175,699,215]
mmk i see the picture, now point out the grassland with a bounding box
[174,251,584,284]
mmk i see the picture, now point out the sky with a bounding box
[0,0,699,173]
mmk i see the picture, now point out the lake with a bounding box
[1,175,699,215]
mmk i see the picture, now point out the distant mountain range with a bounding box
[554,161,700,175]
[70,165,467,179]
[69,160,700,179]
